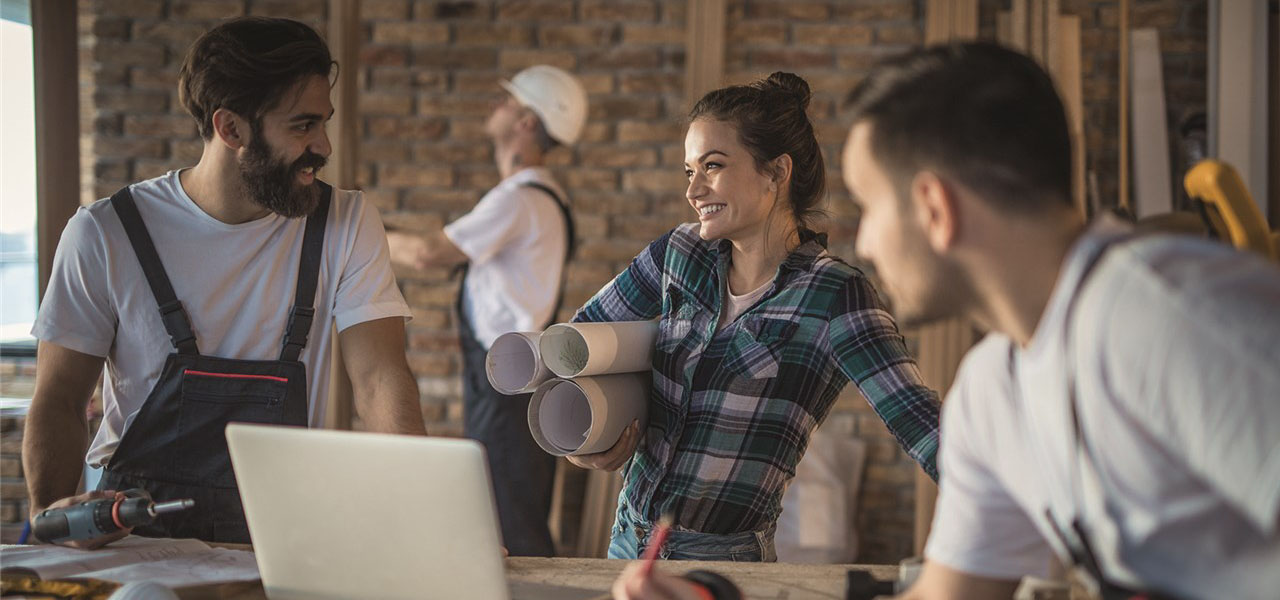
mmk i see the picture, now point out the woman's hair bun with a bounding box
[760,71,811,111]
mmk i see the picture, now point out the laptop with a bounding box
[226,423,511,600]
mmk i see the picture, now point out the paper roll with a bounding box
[485,331,554,394]
[538,321,658,378]
[527,372,649,456]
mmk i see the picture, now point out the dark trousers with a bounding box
[459,326,557,557]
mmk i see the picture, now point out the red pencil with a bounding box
[638,514,674,578]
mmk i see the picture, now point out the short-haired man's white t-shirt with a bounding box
[32,170,412,467]
[925,217,1280,600]
[443,167,569,349]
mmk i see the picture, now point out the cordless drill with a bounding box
[31,488,194,544]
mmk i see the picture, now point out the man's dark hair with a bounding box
[179,17,336,140]
[845,42,1072,212]
[691,72,826,230]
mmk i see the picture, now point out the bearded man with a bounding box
[25,17,425,548]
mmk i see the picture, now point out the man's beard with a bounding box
[239,133,327,218]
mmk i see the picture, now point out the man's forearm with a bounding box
[23,397,90,515]
[354,364,427,435]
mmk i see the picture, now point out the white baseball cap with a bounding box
[499,65,588,145]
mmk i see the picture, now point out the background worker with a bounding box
[386,65,587,557]
[25,17,426,549]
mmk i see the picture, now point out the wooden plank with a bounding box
[1010,0,1028,52]
[548,458,567,552]
[324,0,360,431]
[685,0,726,109]
[1057,16,1087,217]
[1270,4,1279,228]
[575,469,622,558]
[909,318,975,554]
[1046,0,1061,74]
[1030,0,1046,64]
[32,0,81,301]
[952,0,979,41]
[997,10,1012,46]
[1130,28,1173,217]
[925,0,953,44]
[1213,0,1271,220]
[1119,0,1131,213]
[327,0,359,189]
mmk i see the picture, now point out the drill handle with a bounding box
[32,498,116,544]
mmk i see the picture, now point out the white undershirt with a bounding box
[717,278,771,331]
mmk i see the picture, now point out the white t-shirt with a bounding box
[925,217,1280,599]
[443,167,569,349]
[32,170,412,467]
[716,278,771,331]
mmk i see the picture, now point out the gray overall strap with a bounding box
[280,182,333,362]
[110,186,199,355]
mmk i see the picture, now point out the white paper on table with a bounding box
[538,321,657,378]
[0,536,260,587]
[528,372,649,456]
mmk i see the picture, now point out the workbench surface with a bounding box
[176,557,898,599]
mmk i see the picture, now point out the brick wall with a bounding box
[84,0,328,201]
[1,358,36,543]
[53,0,1207,564]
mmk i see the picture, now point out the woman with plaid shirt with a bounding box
[567,72,940,561]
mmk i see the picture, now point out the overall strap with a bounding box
[519,181,576,328]
[1042,229,1173,598]
[280,182,333,362]
[110,186,199,355]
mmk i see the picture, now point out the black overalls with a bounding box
[457,181,574,556]
[96,183,331,544]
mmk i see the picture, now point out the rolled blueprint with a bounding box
[528,372,649,456]
[538,321,659,379]
[485,331,554,394]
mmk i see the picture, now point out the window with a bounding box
[0,0,37,348]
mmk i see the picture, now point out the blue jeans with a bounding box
[606,493,777,561]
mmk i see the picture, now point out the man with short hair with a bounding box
[387,65,587,557]
[611,42,1279,600]
[843,43,1280,600]
[26,17,425,548]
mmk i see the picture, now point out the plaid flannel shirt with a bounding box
[573,223,940,534]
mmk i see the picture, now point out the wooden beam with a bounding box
[1056,15,1087,217]
[325,0,360,431]
[1045,0,1060,72]
[1212,0,1270,220]
[1119,0,1131,213]
[1130,28,1173,217]
[1029,0,1046,64]
[910,319,975,555]
[328,0,359,191]
[927,0,977,45]
[685,0,726,109]
[1270,4,1279,228]
[951,0,979,41]
[925,0,953,44]
[32,0,80,301]
[1010,0,1028,52]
